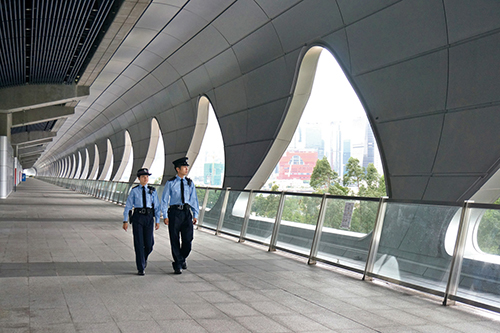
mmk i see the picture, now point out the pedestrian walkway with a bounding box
[1,178,500,332]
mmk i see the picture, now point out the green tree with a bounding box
[310,157,349,195]
[310,157,337,192]
[477,198,500,255]
[358,164,386,198]
[343,157,364,188]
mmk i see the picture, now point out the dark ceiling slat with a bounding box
[52,0,70,82]
[70,0,113,84]
[48,0,63,82]
[5,1,17,83]
[67,0,99,83]
[12,0,21,83]
[0,4,9,83]
[59,0,93,83]
[0,0,121,88]
[32,0,43,82]
[41,0,55,83]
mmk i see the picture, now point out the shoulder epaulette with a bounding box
[148,186,156,194]
[186,177,192,186]
[168,176,177,182]
[132,185,140,189]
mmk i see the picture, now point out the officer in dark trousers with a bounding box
[123,168,160,275]
[161,157,199,274]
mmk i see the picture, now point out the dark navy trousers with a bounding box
[167,207,193,270]
[131,212,155,272]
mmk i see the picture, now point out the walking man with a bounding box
[161,157,199,274]
[123,168,160,275]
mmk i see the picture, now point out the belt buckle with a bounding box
[140,208,146,214]
[178,205,184,210]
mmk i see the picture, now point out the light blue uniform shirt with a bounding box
[123,184,161,223]
[161,176,199,218]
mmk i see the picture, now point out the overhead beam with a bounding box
[11,106,75,127]
[11,131,56,145]
[19,148,45,158]
[16,138,53,148]
[22,161,35,168]
[20,151,42,159]
[20,155,42,164]
[18,145,46,155]
[0,84,89,113]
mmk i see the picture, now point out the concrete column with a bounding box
[0,113,12,140]
[0,136,14,199]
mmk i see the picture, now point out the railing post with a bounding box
[239,190,255,243]
[443,200,473,306]
[216,188,231,235]
[197,188,210,228]
[269,192,286,252]
[363,196,388,281]
[308,194,328,265]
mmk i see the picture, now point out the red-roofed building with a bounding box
[277,150,318,181]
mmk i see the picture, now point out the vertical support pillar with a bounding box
[239,190,255,243]
[0,113,12,140]
[363,196,388,281]
[197,188,210,228]
[308,194,328,265]
[0,136,14,199]
[269,192,286,252]
[216,188,231,235]
[443,200,473,306]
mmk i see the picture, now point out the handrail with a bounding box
[35,176,500,315]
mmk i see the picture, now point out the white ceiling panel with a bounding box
[212,0,269,44]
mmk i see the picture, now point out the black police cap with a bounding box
[172,157,189,168]
[137,168,152,177]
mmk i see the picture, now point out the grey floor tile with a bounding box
[156,319,208,332]
[177,302,228,319]
[272,313,331,331]
[214,302,261,317]
[197,318,251,332]
[2,179,500,333]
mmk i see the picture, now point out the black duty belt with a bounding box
[134,208,154,215]
[170,205,189,211]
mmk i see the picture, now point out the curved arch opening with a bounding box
[88,144,100,180]
[63,157,71,178]
[80,148,90,179]
[70,154,77,178]
[74,152,82,179]
[248,47,384,195]
[188,96,225,187]
[148,119,165,184]
[114,130,134,182]
[99,139,114,181]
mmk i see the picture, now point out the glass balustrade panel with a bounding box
[455,206,500,310]
[200,189,223,230]
[220,191,249,237]
[374,202,461,293]
[317,198,378,272]
[275,194,322,256]
[245,192,281,245]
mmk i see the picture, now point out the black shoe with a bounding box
[181,262,187,270]
[172,262,182,274]
[138,271,145,276]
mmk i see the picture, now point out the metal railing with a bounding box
[37,176,500,313]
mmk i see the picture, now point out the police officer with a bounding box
[161,157,199,274]
[123,168,160,275]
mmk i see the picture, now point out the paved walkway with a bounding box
[1,178,500,332]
